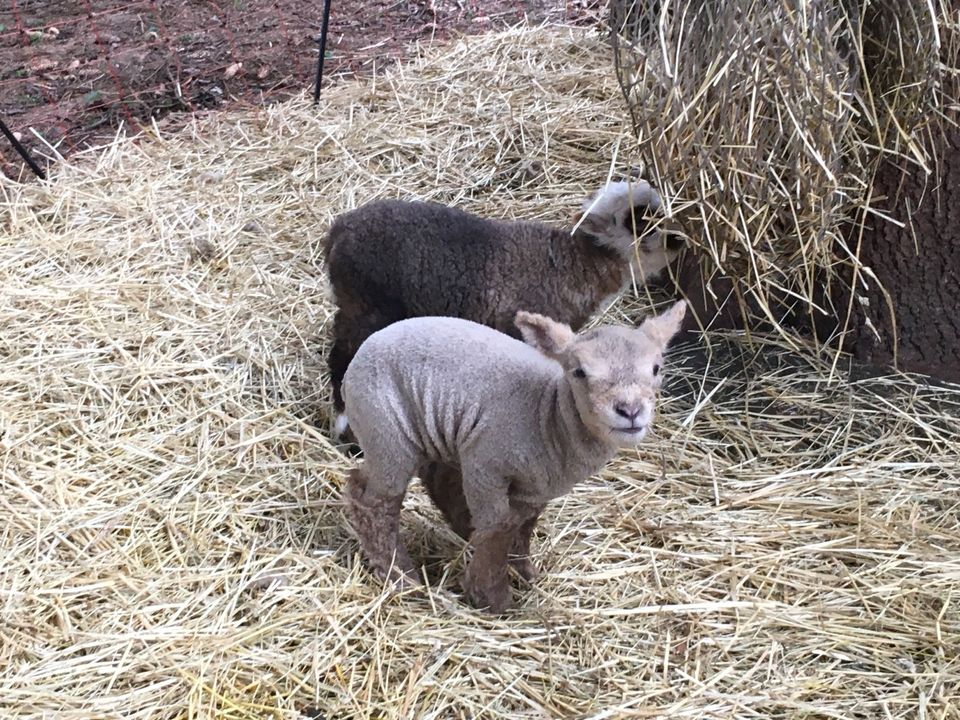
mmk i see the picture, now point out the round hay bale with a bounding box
[610,0,960,380]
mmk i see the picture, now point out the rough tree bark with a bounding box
[837,1,960,382]
[674,137,960,383]
[845,133,960,381]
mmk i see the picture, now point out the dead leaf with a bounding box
[224,61,242,80]
[28,57,58,73]
[190,237,217,262]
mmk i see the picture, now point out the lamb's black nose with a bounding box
[664,232,687,252]
[614,402,642,421]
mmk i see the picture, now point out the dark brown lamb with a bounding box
[324,180,682,439]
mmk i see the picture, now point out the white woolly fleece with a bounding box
[581,180,662,220]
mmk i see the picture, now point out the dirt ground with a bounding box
[0,0,603,179]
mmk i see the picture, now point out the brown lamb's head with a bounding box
[575,180,686,279]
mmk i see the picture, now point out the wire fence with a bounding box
[0,0,327,178]
[1,1,603,181]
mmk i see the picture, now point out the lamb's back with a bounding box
[348,315,555,393]
[343,317,556,462]
[326,200,559,325]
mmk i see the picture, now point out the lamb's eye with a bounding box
[573,368,587,379]
[652,364,661,377]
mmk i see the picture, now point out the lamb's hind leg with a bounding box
[327,335,353,437]
[420,462,473,540]
[328,302,398,440]
[345,467,420,588]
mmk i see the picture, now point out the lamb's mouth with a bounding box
[613,425,646,435]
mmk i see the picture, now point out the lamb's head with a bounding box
[515,300,687,448]
[576,180,685,279]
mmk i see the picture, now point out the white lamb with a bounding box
[343,300,687,612]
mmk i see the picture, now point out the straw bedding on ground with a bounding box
[1,25,958,720]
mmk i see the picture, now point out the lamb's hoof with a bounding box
[464,579,512,614]
[510,557,539,583]
[373,560,424,598]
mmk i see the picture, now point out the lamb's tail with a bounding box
[333,413,350,439]
[322,220,340,257]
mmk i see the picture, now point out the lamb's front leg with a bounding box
[509,507,544,583]
[459,473,517,612]
[463,522,517,613]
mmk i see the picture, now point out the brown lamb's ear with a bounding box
[576,210,615,238]
[638,300,687,348]
[515,311,575,360]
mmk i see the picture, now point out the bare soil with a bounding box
[0,0,603,179]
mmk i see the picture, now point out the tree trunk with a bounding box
[845,132,960,381]
[674,138,960,383]
[610,0,960,381]
[839,0,960,382]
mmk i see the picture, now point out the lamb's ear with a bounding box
[515,311,575,360]
[638,300,687,348]
[578,181,661,247]
[576,209,616,238]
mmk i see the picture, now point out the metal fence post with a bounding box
[313,0,333,103]
[0,117,46,180]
